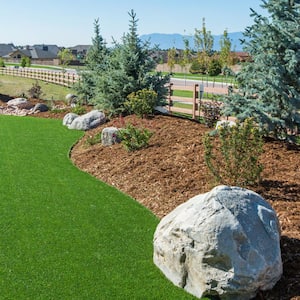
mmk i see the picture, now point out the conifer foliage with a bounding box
[223,0,300,139]
[76,10,169,116]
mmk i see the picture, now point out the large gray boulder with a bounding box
[153,185,282,300]
[63,112,79,127]
[67,110,106,131]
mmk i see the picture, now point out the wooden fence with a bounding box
[166,83,229,120]
[0,67,80,87]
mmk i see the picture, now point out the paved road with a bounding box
[170,78,232,88]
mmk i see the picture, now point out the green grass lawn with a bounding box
[0,74,74,101]
[0,116,196,299]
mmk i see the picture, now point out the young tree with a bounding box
[57,48,74,71]
[219,29,232,68]
[194,18,214,73]
[75,18,108,103]
[223,0,300,139]
[93,10,170,115]
[167,47,177,73]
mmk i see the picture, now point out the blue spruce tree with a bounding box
[223,0,300,140]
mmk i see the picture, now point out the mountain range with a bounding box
[140,31,247,51]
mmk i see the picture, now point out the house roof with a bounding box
[33,44,60,56]
[0,43,16,57]
[6,47,58,59]
[69,45,91,52]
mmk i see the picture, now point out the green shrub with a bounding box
[117,123,153,151]
[0,58,5,67]
[125,89,157,118]
[28,80,43,99]
[86,132,101,146]
[203,118,264,186]
[208,59,222,76]
[71,105,87,115]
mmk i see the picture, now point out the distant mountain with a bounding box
[140,32,247,51]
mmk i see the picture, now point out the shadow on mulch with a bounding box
[0,94,13,103]
[259,236,300,300]
[258,180,300,203]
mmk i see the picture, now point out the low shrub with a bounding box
[125,89,157,118]
[28,80,43,99]
[203,118,264,186]
[71,105,87,115]
[86,132,101,146]
[117,123,153,151]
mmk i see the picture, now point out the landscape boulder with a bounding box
[67,110,106,131]
[63,112,79,127]
[215,120,236,130]
[7,98,28,107]
[101,127,120,146]
[153,185,282,300]
[32,103,49,113]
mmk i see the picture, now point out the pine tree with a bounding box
[74,19,108,103]
[223,0,300,139]
[93,10,169,115]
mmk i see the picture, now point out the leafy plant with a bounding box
[71,105,87,115]
[86,132,101,146]
[27,80,43,99]
[125,89,157,118]
[117,123,153,151]
[203,118,264,186]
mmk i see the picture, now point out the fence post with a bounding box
[168,83,173,113]
[192,84,199,120]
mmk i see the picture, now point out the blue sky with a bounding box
[2,0,264,46]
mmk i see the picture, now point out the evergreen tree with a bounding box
[74,19,108,103]
[93,10,169,115]
[223,0,300,139]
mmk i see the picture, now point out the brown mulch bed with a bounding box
[1,95,299,299]
[71,114,300,300]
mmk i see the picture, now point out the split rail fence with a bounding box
[0,67,80,87]
[166,83,230,120]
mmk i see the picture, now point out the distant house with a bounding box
[3,44,60,65]
[69,45,91,60]
[234,52,251,62]
[0,43,16,57]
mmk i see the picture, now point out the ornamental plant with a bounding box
[203,118,264,186]
[125,89,157,118]
[117,123,153,152]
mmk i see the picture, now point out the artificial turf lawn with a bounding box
[0,115,196,299]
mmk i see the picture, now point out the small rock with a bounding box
[32,103,49,112]
[101,127,120,146]
[7,98,28,107]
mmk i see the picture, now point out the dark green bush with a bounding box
[125,89,157,118]
[117,123,153,151]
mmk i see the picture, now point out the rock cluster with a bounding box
[0,98,49,116]
[153,185,282,300]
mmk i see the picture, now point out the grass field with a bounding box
[0,116,197,299]
[0,74,74,101]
